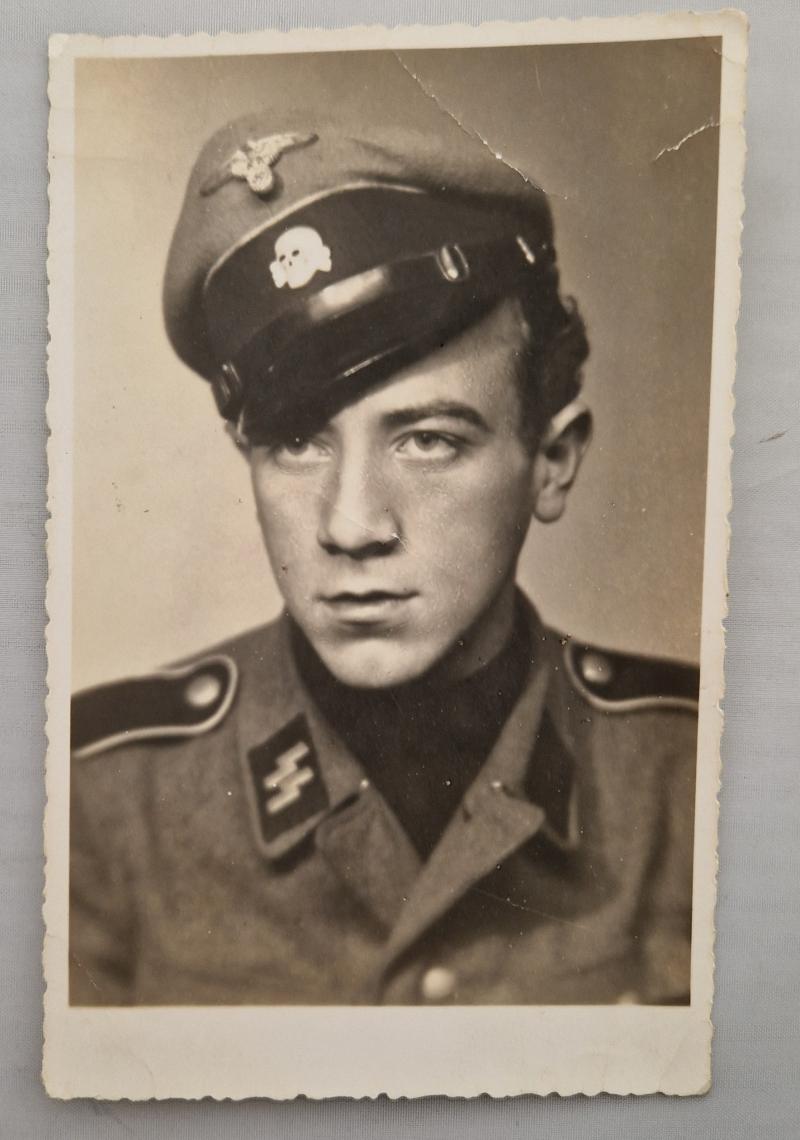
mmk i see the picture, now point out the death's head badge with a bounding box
[201,131,318,198]
[270,225,332,289]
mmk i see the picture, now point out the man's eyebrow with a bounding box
[380,401,490,431]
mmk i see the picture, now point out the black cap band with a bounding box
[213,231,556,432]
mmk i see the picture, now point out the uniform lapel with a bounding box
[313,787,422,930]
[289,690,423,930]
[235,615,421,927]
[236,606,578,950]
[381,648,554,969]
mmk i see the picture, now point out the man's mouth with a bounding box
[320,590,417,620]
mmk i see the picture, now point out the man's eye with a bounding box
[272,437,328,466]
[284,437,311,455]
[397,431,461,461]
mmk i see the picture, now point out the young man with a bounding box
[69,110,699,1006]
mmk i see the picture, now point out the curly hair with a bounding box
[233,280,590,453]
[512,290,590,451]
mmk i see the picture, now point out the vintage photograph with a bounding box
[45,14,745,1098]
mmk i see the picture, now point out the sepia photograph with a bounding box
[44,13,746,1099]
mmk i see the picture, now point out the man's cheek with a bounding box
[260,497,311,550]
[260,514,303,584]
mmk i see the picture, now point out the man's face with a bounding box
[249,301,547,688]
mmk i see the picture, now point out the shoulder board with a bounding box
[71,655,238,759]
[564,640,699,713]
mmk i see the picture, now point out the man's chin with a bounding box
[311,636,441,690]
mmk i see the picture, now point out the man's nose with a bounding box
[317,453,401,558]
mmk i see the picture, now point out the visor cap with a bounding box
[164,108,562,433]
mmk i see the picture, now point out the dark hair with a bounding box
[512,291,590,451]
[235,284,589,452]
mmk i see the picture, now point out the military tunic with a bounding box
[69,598,698,1006]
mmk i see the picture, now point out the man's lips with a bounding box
[319,590,418,619]
[322,590,416,603]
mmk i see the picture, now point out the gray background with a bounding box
[72,38,718,689]
[3,0,798,1137]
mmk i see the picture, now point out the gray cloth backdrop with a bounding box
[3,0,798,1135]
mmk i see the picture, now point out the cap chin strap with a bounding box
[213,360,246,421]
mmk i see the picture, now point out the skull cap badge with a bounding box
[200,132,317,198]
[270,227,332,290]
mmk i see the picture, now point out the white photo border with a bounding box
[43,11,747,1100]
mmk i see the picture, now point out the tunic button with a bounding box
[184,672,222,710]
[420,966,457,1002]
[581,651,614,686]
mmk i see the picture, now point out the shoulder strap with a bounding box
[71,655,238,759]
[564,640,699,713]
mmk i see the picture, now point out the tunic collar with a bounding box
[235,598,580,934]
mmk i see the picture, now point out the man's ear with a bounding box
[531,400,592,524]
[224,420,251,457]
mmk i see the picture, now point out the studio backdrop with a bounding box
[71,39,720,690]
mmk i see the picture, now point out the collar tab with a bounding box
[244,713,330,858]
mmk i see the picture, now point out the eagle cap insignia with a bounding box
[200,131,318,198]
